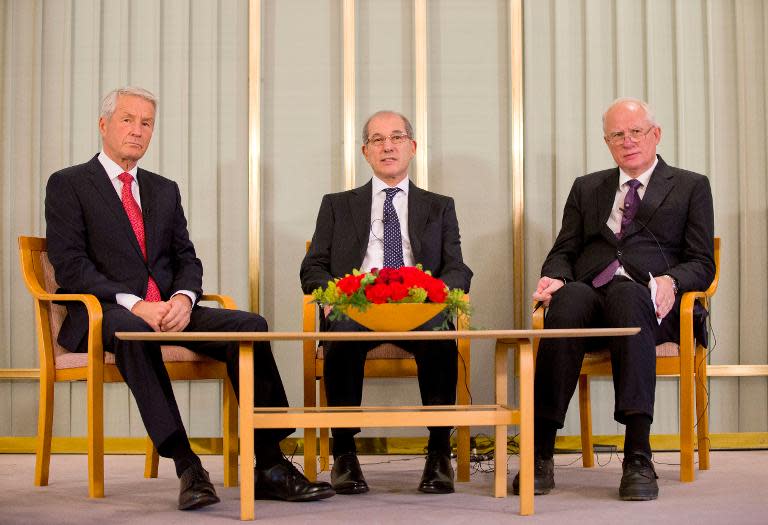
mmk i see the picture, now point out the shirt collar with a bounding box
[618,156,657,189]
[371,175,410,196]
[98,150,138,183]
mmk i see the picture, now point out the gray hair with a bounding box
[100,86,158,120]
[602,97,658,131]
[362,110,414,143]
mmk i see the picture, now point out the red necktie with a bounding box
[118,172,162,302]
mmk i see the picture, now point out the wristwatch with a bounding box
[660,274,679,295]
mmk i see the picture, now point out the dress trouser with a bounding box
[94,305,292,456]
[322,313,458,452]
[534,277,671,427]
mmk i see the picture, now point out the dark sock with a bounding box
[331,432,357,459]
[426,428,452,455]
[166,436,202,478]
[255,436,284,470]
[623,414,652,459]
[534,418,558,459]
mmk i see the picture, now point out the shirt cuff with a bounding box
[116,293,143,311]
[172,290,197,306]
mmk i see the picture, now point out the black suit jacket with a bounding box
[45,154,203,351]
[300,179,472,293]
[541,155,715,294]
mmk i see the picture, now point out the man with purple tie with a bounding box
[513,98,715,501]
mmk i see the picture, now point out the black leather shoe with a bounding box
[254,459,335,502]
[178,464,220,511]
[330,453,369,494]
[418,452,455,494]
[619,454,658,501]
[512,456,555,495]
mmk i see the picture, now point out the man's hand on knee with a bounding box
[532,276,565,307]
[652,276,676,320]
[131,300,172,332]
[160,294,193,332]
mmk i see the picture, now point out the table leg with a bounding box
[239,342,255,520]
[518,340,534,515]
[493,340,509,498]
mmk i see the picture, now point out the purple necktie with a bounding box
[592,179,642,288]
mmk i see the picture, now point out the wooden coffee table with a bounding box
[117,327,639,520]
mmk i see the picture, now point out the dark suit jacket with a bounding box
[541,155,715,295]
[300,179,472,294]
[45,154,203,352]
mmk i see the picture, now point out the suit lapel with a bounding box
[348,180,373,262]
[407,181,429,258]
[624,156,674,239]
[597,169,620,243]
[85,157,145,260]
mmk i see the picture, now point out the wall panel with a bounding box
[707,0,740,433]
[523,0,768,438]
[735,0,768,431]
[1,0,766,446]
[0,0,249,440]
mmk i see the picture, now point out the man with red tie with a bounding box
[45,87,334,510]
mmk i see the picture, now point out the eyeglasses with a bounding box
[365,133,411,147]
[605,126,655,146]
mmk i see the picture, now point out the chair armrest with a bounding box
[679,290,708,321]
[36,292,103,328]
[532,302,545,330]
[200,294,237,310]
[31,292,104,375]
[302,296,317,332]
[456,293,471,330]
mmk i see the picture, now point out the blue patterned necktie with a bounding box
[592,178,643,288]
[382,187,405,268]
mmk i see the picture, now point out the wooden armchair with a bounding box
[301,295,472,483]
[532,237,721,482]
[18,236,238,498]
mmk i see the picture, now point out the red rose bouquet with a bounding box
[311,265,471,327]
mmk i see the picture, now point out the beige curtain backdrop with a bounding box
[1,0,766,442]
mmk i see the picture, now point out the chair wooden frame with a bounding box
[532,238,721,482]
[18,236,238,498]
[301,296,472,482]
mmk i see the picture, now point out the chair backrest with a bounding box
[19,237,74,367]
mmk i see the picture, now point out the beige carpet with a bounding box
[1,451,766,524]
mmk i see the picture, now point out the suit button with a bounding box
[617,250,622,257]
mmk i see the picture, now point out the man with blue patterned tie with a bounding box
[301,111,473,495]
[513,98,715,501]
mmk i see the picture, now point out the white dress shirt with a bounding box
[98,151,196,310]
[360,176,415,272]
[605,157,657,280]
